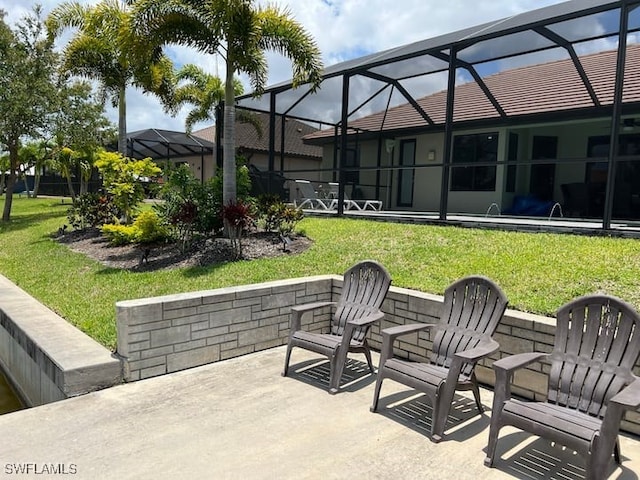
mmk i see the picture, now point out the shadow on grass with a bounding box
[0,209,67,235]
[180,261,233,278]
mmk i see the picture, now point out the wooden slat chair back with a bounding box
[331,262,391,342]
[548,296,640,417]
[485,295,640,480]
[282,260,391,394]
[430,278,506,376]
[371,276,508,442]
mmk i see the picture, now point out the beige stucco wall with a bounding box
[158,154,214,182]
[318,117,614,214]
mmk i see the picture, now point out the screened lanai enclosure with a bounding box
[125,129,215,181]
[234,0,640,233]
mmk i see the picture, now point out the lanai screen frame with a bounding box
[125,129,214,182]
[236,0,640,230]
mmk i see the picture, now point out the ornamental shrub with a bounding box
[101,224,137,245]
[101,211,168,245]
[132,210,168,244]
[221,200,255,258]
[257,195,304,236]
[94,151,162,223]
[67,192,121,229]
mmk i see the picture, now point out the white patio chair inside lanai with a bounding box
[293,180,336,210]
[328,183,383,211]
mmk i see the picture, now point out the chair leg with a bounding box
[363,345,375,373]
[470,377,484,413]
[328,354,342,395]
[282,343,293,377]
[614,438,621,464]
[330,342,354,394]
[370,374,385,412]
[484,422,502,467]
[431,392,451,443]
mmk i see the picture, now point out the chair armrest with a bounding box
[290,301,335,332]
[610,379,640,410]
[378,323,435,369]
[455,338,500,363]
[291,301,335,315]
[490,352,549,416]
[342,311,385,349]
[492,352,549,375]
[347,310,385,328]
[381,323,435,343]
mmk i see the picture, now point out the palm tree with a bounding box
[128,0,323,207]
[18,140,51,198]
[170,63,262,171]
[170,64,238,133]
[46,0,175,156]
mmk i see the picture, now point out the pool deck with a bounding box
[306,208,640,238]
[0,347,638,479]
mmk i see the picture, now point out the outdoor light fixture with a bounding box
[385,138,396,154]
[427,149,436,161]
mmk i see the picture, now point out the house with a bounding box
[193,112,322,200]
[303,45,640,219]
[235,0,640,231]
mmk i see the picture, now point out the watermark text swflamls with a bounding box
[3,463,77,475]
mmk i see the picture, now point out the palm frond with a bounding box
[45,1,89,39]
[256,4,323,91]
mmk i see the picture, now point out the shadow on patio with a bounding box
[1,346,637,479]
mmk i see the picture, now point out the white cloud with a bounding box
[3,0,609,133]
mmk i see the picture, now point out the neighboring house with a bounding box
[303,45,640,219]
[193,112,322,201]
[124,128,214,181]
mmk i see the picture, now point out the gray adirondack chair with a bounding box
[371,276,508,442]
[282,260,392,394]
[485,294,640,479]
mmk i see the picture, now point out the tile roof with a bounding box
[194,112,322,160]
[305,45,640,141]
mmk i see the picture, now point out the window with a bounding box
[397,139,416,207]
[451,132,498,191]
[506,133,518,193]
[337,146,360,184]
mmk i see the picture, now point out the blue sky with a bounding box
[2,0,578,133]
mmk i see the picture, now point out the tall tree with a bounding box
[51,80,116,197]
[46,0,174,156]
[0,7,58,222]
[17,140,50,197]
[128,0,323,208]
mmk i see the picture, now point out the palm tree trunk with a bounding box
[20,172,31,198]
[65,170,76,201]
[223,64,236,207]
[33,169,41,198]
[118,85,127,156]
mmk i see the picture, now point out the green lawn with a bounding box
[1,196,639,350]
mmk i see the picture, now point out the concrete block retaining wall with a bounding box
[116,276,334,381]
[0,275,122,407]
[116,276,640,434]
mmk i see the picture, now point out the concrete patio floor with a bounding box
[1,347,638,479]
